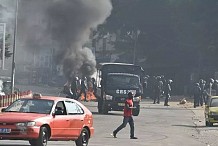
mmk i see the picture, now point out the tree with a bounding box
[98,0,175,64]
[0,34,13,59]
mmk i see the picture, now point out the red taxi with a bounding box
[0,94,94,146]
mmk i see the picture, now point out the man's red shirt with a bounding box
[124,98,133,117]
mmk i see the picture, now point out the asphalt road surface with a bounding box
[1,84,217,146]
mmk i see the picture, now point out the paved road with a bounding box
[1,85,217,146]
[0,100,212,146]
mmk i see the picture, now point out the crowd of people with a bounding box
[62,76,97,101]
[142,75,218,107]
[191,78,218,108]
[142,75,173,106]
[61,73,218,109]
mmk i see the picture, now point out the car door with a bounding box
[52,101,71,138]
[64,100,84,137]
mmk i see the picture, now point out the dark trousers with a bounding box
[114,116,135,138]
[199,95,203,106]
[164,93,170,105]
[153,90,161,104]
[200,92,207,104]
[194,94,199,108]
[79,90,87,101]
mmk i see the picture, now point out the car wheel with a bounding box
[75,128,89,146]
[35,127,48,146]
[205,121,209,127]
[206,120,213,127]
[209,122,213,127]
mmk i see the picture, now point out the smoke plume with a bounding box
[18,0,112,80]
[46,0,112,80]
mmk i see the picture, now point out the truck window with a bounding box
[106,74,140,87]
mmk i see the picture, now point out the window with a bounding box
[210,98,218,107]
[65,101,84,114]
[106,74,140,87]
[55,101,67,115]
[5,99,54,114]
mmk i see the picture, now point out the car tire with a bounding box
[209,122,213,127]
[35,126,48,146]
[205,121,209,127]
[132,105,140,116]
[75,128,89,146]
[206,120,213,127]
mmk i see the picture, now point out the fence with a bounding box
[0,90,32,107]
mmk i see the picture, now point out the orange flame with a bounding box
[80,84,96,101]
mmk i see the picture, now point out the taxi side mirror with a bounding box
[52,111,55,117]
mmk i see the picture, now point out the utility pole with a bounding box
[133,30,140,65]
[11,0,19,94]
[0,23,6,70]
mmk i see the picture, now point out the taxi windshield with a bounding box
[5,99,54,114]
[210,98,218,107]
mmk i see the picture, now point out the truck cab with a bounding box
[95,63,144,116]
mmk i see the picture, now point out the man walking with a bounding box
[112,92,138,139]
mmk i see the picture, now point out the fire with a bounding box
[80,85,96,101]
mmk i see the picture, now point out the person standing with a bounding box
[199,79,206,104]
[142,76,148,98]
[78,77,88,101]
[112,92,138,139]
[153,76,163,104]
[205,78,214,103]
[71,77,79,100]
[91,77,97,97]
[206,78,214,96]
[164,79,172,106]
[212,80,218,96]
[193,83,201,108]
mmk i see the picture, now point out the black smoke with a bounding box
[18,0,112,80]
[47,0,112,80]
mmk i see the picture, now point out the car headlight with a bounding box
[105,95,113,100]
[133,96,141,102]
[16,121,36,127]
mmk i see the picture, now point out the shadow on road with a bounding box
[143,107,188,110]
[92,111,123,116]
[172,124,206,128]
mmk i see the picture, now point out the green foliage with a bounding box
[98,0,218,67]
[0,34,13,59]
